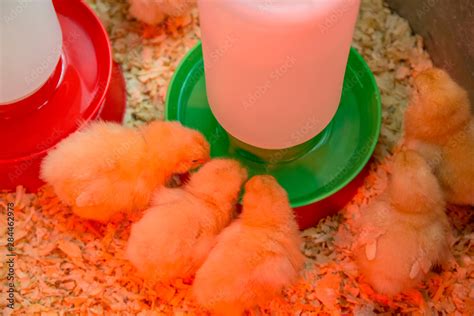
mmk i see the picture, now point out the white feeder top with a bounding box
[198,0,361,149]
[0,0,62,105]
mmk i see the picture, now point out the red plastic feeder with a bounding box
[0,0,126,191]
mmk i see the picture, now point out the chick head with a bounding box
[241,175,294,227]
[243,175,287,205]
[405,68,471,143]
[388,150,444,214]
[143,121,211,173]
[186,159,248,207]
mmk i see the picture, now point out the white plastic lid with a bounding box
[0,0,63,105]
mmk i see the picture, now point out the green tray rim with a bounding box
[165,41,382,207]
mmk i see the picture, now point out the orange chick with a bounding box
[128,0,195,25]
[193,175,304,315]
[41,120,210,222]
[353,150,451,296]
[404,68,474,205]
[126,159,248,283]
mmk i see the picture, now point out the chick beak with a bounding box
[192,158,209,165]
[188,159,206,172]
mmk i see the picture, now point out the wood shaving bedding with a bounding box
[1,0,473,314]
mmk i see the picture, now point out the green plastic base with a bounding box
[166,42,381,207]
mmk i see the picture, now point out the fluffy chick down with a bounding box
[353,150,451,296]
[41,120,209,222]
[126,159,248,283]
[404,68,474,205]
[193,175,304,315]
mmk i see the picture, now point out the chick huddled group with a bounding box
[40,64,472,306]
[126,159,249,283]
[352,68,473,296]
[41,121,303,314]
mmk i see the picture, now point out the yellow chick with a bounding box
[41,120,210,222]
[193,175,304,316]
[128,0,195,25]
[404,68,474,205]
[353,150,451,296]
[126,159,248,283]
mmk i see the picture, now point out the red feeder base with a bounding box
[294,161,371,230]
[0,0,126,191]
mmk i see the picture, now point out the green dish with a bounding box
[166,42,381,208]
